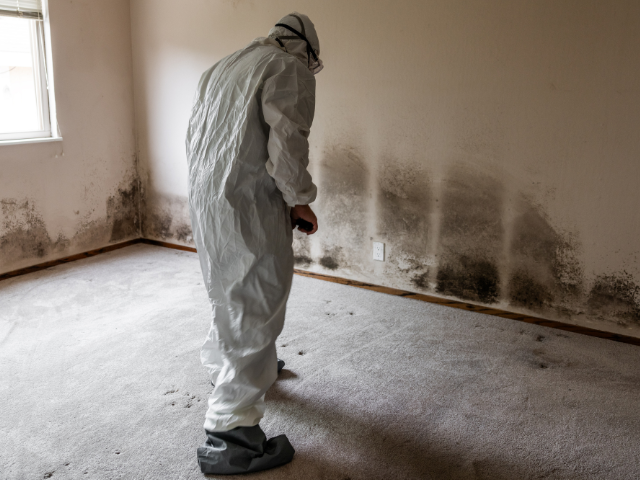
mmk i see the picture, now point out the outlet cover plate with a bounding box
[373,242,385,261]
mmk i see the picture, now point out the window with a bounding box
[0,0,58,143]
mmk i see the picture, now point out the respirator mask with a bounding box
[274,22,324,75]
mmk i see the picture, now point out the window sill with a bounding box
[0,136,63,146]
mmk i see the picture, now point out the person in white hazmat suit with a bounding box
[185,12,323,475]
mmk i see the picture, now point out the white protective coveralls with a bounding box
[186,13,320,433]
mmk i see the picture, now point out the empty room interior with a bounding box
[2,0,640,478]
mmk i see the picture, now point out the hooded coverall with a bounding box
[186,13,320,434]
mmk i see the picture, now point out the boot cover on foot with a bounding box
[197,425,294,474]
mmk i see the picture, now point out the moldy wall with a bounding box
[130,0,640,338]
[0,0,138,275]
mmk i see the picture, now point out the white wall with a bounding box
[130,0,640,337]
[0,0,138,274]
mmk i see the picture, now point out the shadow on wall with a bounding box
[0,173,140,273]
[294,144,640,330]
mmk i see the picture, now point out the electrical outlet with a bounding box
[373,242,385,261]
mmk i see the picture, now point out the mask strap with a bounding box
[274,37,286,50]
[290,14,307,36]
[274,23,319,63]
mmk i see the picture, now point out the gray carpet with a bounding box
[1,244,639,480]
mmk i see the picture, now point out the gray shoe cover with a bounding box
[197,425,295,474]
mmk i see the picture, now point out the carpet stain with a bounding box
[183,393,198,408]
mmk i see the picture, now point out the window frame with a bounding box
[0,0,60,145]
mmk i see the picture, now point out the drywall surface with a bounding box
[0,0,138,275]
[130,0,640,337]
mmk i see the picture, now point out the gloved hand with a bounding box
[290,204,318,234]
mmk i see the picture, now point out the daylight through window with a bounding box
[0,0,57,142]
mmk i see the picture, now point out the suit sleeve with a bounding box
[261,60,317,207]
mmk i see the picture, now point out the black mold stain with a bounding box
[175,224,192,243]
[320,255,339,270]
[437,169,503,303]
[293,231,313,268]
[436,256,499,303]
[0,199,68,260]
[429,167,586,314]
[316,145,369,272]
[146,210,173,239]
[587,271,640,325]
[509,202,583,313]
[377,160,431,290]
[411,271,429,289]
[294,255,313,267]
[377,162,430,245]
[509,269,554,309]
[107,180,140,243]
[142,193,193,244]
[1,175,141,272]
[318,245,343,271]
